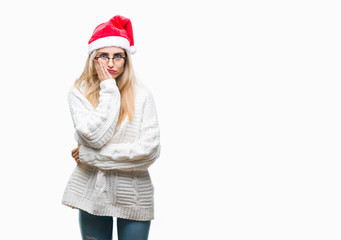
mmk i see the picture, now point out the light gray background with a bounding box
[0,0,340,239]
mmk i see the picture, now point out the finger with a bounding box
[94,60,104,79]
[71,150,77,157]
[99,60,107,76]
[72,147,79,154]
[99,59,112,79]
[72,150,78,158]
[71,148,79,154]
[72,150,79,159]
[98,57,106,66]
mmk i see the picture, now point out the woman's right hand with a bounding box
[94,58,113,82]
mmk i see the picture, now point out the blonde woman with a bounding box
[62,15,160,240]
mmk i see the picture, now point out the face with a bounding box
[95,46,126,79]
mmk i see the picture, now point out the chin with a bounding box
[114,73,122,78]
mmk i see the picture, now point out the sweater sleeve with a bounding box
[68,79,121,149]
[79,92,161,171]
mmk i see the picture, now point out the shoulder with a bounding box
[134,84,158,117]
[68,81,85,97]
[67,85,82,102]
[68,80,88,98]
[67,81,92,109]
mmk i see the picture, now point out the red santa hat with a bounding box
[88,15,136,55]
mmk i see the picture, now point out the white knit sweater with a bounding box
[62,79,160,221]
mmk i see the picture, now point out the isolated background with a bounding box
[0,0,340,239]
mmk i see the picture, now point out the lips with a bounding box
[107,69,117,74]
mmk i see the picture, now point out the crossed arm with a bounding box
[71,92,160,171]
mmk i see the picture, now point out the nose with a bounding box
[107,58,114,68]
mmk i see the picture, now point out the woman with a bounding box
[62,15,161,240]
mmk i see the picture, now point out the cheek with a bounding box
[117,64,125,75]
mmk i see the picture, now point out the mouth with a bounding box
[107,69,117,74]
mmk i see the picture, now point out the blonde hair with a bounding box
[74,49,136,125]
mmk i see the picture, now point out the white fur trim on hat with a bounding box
[88,36,135,54]
[130,45,137,54]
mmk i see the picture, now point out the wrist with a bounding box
[79,145,97,164]
[100,79,116,89]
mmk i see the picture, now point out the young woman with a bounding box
[62,15,161,240]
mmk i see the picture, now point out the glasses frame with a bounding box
[94,55,127,63]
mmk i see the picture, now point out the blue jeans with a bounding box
[79,209,151,240]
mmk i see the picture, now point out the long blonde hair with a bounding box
[74,49,136,125]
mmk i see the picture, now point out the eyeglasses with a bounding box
[94,54,127,63]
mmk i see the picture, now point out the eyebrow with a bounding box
[97,51,125,55]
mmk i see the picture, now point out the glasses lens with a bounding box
[114,56,124,63]
[100,56,109,63]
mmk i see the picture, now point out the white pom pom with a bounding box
[130,45,137,55]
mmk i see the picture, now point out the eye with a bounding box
[99,53,108,58]
[114,54,124,59]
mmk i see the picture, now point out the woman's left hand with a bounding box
[71,146,80,164]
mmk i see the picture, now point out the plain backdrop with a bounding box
[0,0,340,239]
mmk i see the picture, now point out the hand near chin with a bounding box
[94,58,113,82]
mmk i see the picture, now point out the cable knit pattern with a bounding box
[68,79,121,149]
[62,80,160,221]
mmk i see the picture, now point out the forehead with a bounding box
[97,46,125,54]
